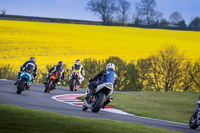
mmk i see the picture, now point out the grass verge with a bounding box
[108,92,199,124]
[0,104,180,133]
[78,91,198,124]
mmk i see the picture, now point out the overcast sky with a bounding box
[1,0,200,24]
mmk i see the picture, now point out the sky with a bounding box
[0,0,200,24]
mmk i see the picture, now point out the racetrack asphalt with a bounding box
[0,79,199,133]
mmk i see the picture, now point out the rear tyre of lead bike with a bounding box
[91,93,106,113]
[189,110,199,129]
[16,79,26,94]
[70,79,76,91]
[45,80,53,93]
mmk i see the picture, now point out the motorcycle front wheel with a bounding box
[45,80,53,93]
[16,79,26,94]
[91,93,106,113]
[189,110,199,129]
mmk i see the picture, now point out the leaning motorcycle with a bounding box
[189,96,200,129]
[16,71,32,94]
[69,71,80,91]
[82,82,114,113]
[44,72,59,93]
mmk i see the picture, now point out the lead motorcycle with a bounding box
[44,71,59,93]
[189,96,200,129]
[16,71,33,94]
[82,82,114,113]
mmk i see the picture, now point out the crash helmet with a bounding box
[29,57,36,63]
[57,61,64,67]
[76,59,81,65]
[106,63,115,71]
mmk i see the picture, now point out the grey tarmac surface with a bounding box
[0,79,199,133]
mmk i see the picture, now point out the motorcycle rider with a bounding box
[69,59,85,85]
[45,61,65,86]
[14,57,37,89]
[86,63,118,108]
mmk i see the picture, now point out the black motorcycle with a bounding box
[189,96,200,129]
[69,71,81,91]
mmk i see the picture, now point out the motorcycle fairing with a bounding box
[20,72,32,82]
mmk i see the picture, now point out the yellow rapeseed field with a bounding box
[0,20,200,71]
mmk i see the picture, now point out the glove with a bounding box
[89,78,93,82]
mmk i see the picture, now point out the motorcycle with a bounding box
[44,72,59,93]
[69,71,81,91]
[82,82,114,113]
[16,71,32,94]
[189,96,200,129]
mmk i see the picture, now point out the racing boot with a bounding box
[26,85,30,90]
[85,88,93,101]
[14,80,18,85]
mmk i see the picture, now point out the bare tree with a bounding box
[86,0,118,23]
[136,0,162,25]
[1,9,6,16]
[149,45,185,91]
[169,11,183,25]
[117,0,131,23]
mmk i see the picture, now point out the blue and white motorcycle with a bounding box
[189,96,200,129]
[82,82,114,113]
[16,71,33,94]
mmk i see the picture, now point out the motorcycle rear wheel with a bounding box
[45,80,53,93]
[70,79,76,91]
[91,93,105,113]
[16,79,26,94]
[189,110,199,129]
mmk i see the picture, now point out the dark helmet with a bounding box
[57,61,64,67]
[29,57,36,63]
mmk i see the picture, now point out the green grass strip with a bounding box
[109,92,199,124]
[0,104,180,133]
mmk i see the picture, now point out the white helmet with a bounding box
[106,63,115,71]
[76,59,81,65]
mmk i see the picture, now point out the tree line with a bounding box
[87,0,200,31]
[1,0,200,31]
[1,45,200,92]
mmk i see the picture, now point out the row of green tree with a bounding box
[79,45,200,92]
[1,45,200,92]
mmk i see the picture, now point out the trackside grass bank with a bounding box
[0,104,180,133]
[109,92,199,124]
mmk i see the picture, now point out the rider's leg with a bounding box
[87,81,102,98]
[79,74,84,84]
[14,71,22,85]
[68,74,72,83]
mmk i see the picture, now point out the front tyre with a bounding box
[16,79,26,94]
[189,110,199,129]
[45,80,53,93]
[91,93,106,113]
